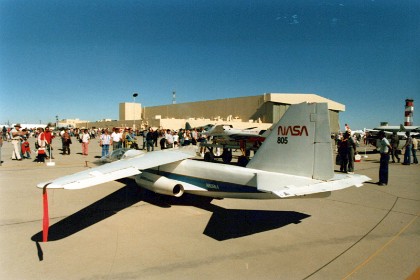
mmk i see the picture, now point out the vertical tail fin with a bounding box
[246,102,334,180]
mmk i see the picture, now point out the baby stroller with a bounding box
[125,139,139,149]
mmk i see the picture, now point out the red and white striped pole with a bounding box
[404,99,414,126]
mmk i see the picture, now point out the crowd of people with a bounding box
[334,127,418,187]
[2,124,56,163]
[0,124,209,166]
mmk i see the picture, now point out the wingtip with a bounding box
[36,182,63,189]
[37,182,48,189]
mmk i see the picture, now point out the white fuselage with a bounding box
[141,159,318,199]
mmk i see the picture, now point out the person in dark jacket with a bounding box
[146,127,155,152]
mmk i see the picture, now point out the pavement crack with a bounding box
[302,196,399,280]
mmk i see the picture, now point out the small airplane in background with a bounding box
[367,124,420,136]
[365,124,419,150]
[372,124,420,133]
[366,124,420,139]
[37,102,370,241]
[196,124,271,165]
[202,124,267,141]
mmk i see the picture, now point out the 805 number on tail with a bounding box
[277,137,288,144]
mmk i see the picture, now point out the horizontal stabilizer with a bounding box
[257,172,371,198]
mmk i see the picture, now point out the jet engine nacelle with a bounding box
[135,172,184,197]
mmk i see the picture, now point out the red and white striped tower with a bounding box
[404,99,414,126]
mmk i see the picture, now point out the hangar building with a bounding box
[80,93,344,132]
[141,93,344,132]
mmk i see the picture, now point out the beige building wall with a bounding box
[75,120,144,130]
[142,93,344,132]
[119,103,142,121]
[145,118,272,131]
[80,93,343,133]
[143,95,264,122]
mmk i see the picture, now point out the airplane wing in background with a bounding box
[37,147,197,190]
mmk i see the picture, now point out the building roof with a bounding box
[264,93,345,111]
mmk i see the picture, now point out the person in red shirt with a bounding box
[44,127,54,159]
[21,136,31,159]
[37,127,47,163]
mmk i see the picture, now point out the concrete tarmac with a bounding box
[0,137,419,280]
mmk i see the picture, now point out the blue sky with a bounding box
[1,0,419,130]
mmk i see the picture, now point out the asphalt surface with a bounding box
[0,136,419,280]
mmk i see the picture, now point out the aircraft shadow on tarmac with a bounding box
[31,178,310,243]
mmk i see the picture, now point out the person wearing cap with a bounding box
[378,130,392,186]
[11,124,24,160]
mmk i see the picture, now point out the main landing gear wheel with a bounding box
[204,152,214,162]
[221,149,232,164]
[237,156,249,167]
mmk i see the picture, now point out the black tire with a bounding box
[237,156,249,167]
[222,149,232,164]
[204,151,214,162]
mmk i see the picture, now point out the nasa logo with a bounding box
[277,125,309,136]
[206,183,219,190]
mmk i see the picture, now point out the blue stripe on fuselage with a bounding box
[146,169,263,194]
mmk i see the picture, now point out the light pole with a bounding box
[133,93,138,131]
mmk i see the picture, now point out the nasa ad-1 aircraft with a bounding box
[37,102,370,241]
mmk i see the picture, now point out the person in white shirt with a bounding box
[81,129,90,156]
[100,129,111,157]
[111,128,122,150]
[165,129,174,148]
[11,124,25,160]
[173,131,179,147]
[378,131,392,186]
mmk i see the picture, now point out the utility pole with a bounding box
[133,93,138,130]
